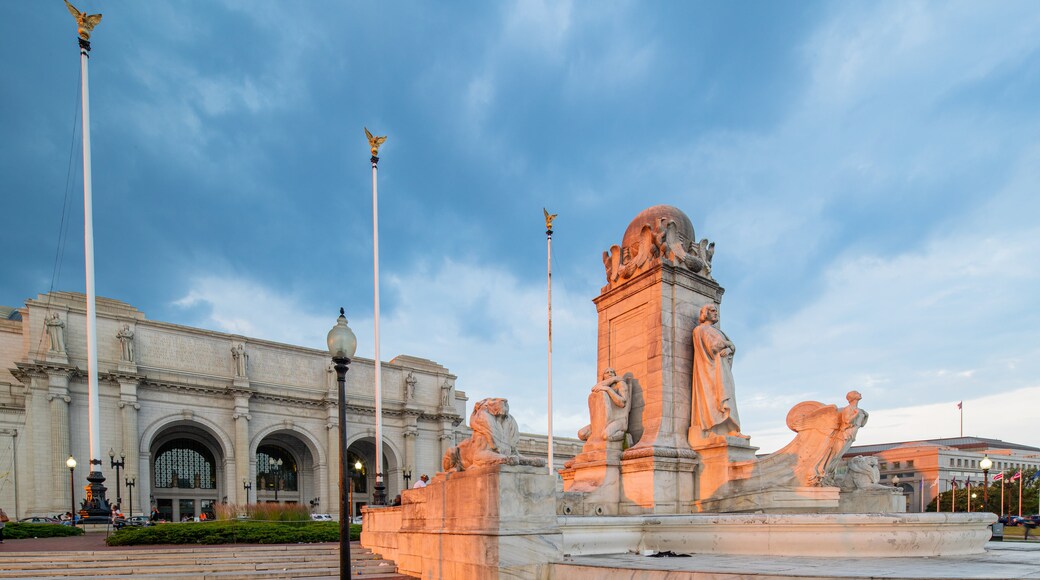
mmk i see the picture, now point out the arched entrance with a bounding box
[252,430,321,508]
[345,437,400,518]
[151,424,225,522]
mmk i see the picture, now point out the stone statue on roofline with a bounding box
[442,398,545,472]
[45,312,66,353]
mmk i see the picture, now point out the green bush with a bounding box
[105,521,361,546]
[4,523,85,540]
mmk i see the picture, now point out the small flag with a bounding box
[951,477,958,488]
[966,476,972,485]
[957,401,962,410]
[1030,471,1040,482]
[931,478,939,488]
[993,472,1005,482]
[1010,471,1022,482]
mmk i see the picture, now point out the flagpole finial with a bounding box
[65,0,102,42]
[364,127,387,157]
[543,208,558,234]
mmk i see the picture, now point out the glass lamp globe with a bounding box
[67,456,77,469]
[327,308,358,359]
[980,456,992,471]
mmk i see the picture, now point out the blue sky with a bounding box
[2,1,1039,452]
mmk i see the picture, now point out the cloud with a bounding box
[171,257,598,436]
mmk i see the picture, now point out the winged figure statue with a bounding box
[543,208,558,231]
[364,127,387,157]
[65,1,102,41]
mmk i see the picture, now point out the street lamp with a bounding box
[269,457,284,502]
[328,308,358,579]
[243,479,252,503]
[125,477,136,518]
[109,448,125,508]
[403,469,412,489]
[980,455,992,513]
[66,455,77,526]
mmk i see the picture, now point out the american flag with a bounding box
[1010,470,1023,482]
[993,472,1005,482]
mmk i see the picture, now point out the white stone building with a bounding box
[0,291,578,521]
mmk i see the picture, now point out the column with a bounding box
[326,405,340,519]
[118,379,140,515]
[48,371,73,514]
[233,393,251,504]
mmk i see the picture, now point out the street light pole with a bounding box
[109,448,125,507]
[243,479,252,504]
[269,457,283,502]
[980,456,992,513]
[66,456,77,525]
[125,477,135,518]
[328,308,358,579]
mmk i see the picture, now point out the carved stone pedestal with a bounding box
[364,464,561,580]
[619,448,698,514]
[838,489,905,513]
[559,446,623,516]
[697,486,840,513]
[690,436,758,509]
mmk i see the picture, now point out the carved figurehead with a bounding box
[442,398,545,472]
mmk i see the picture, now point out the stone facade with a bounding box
[0,291,577,520]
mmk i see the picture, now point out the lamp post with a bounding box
[403,469,411,490]
[243,479,252,504]
[980,456,992,513]
[109,448,125,508]
[328,308,358,579]
[351,459,363,519]
[125,477,135,518]
[269,457,283,502]
[66,456,77,526]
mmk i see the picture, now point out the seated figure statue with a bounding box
[442,398,545,472]
[576,368,632,446]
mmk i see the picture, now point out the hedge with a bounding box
[105,521,361,546]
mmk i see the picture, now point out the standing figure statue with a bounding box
[440,380,454,407]
[231,343,248,377]
[45,312,67,353]
[117,323,135,363]
[690,303,746,442]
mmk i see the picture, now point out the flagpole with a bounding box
[67,2,111,522]
[544,209,555,475]
[967,480,972,512]
[366,129,386,505]
[935,480,940,512]
[1018,472,1023,518]
[1000,477,1004,516]
[959,401,963,437]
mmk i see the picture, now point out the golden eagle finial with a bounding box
[65,0,102,41]
[364,127,387,157]
[543,208,558,232]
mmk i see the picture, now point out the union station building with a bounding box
[0,291,579,521]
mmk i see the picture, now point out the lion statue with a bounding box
[442,398,545,472]
[840,455,892,491]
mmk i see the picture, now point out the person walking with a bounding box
[0,506,9,543]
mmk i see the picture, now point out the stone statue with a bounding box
[231,343,248,377]
[840,455,891,491]
[577,368,632,445]
[117,324,135,363]
[774,391,869,486]
[405,372,417,401]
[440,380,453,407]
[442,398,544,472]
[601,206,716,290]
[690,303,745,442]
[45,313,66,353]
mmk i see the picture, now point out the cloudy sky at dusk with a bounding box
[2,1,1039,453]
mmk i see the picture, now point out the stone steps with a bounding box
[0,544,408,579]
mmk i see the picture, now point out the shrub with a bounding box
[213,502,310,523]
[4,523,85,540]
[105,520,361,546]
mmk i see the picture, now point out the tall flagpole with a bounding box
[958,401,963,437]
[365,129,387,505]
[67,1,111,522]
[544,209,557,475]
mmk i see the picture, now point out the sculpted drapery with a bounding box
[691,303,744,441]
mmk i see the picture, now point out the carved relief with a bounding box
[602,208,715,290]
[405,372,417,401]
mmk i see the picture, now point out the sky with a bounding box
[2,1,1039,453]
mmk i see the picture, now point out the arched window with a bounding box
[257,445,298,492]
[154,439,217,489]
